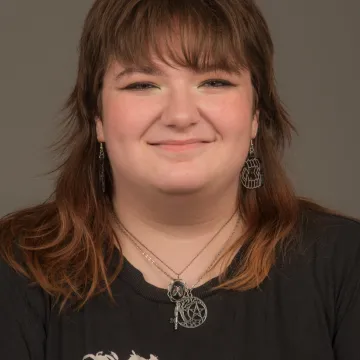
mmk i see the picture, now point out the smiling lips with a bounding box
[149,139,212,152]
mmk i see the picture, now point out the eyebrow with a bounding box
[114,66,164,81]
[114,65,240,81]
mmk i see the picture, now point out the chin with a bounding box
[157,186,205,196]
[153,177,210,196]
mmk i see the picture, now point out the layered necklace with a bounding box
[118,211,240,330]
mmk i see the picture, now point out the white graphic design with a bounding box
[83,351,119,360]
[128,350,159,360]
[82,350,158,360]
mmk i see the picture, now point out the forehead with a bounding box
[105,25,248,77]
[104,42,248,84]
[107,59,244,77]
[93,0,258,88]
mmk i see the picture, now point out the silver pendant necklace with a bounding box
[117,212,240,330]
[167,279,208,329]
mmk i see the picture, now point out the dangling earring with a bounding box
[241,140,263,189]
[99,142,106,193]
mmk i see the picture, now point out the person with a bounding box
[0,0,359,359]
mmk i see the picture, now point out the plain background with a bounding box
[0,0,359,218]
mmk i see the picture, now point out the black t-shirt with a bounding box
[1,209,360,360]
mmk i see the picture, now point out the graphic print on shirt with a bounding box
[128,350,159,360]
[82,350,158,360]
[83,351,119,360]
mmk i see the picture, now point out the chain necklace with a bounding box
[118,210,237,279]
[117,212,240,330]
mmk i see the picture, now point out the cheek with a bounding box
[201,94,254,136]
[101,93,152,141]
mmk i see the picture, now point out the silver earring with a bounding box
[99,142,105,193]
[241,140,263,189]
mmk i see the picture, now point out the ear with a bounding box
[251,110,259,139]
[95,117,105,142]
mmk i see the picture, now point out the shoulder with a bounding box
[0,254,27,296]
[299,208,360,261]
[0,254,49,323]
[298,210,360,325]
[277,207,360,284]
[280,208,360,296]
[302,207,360,234]
[0,251,49,357]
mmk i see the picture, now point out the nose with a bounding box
[160,87,198,129]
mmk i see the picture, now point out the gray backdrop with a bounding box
[0,0,359,218]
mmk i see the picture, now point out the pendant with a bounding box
[168,280,208,330]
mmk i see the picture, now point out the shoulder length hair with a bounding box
[0,0,325,310]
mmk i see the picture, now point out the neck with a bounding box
[112,183,242,288]
[113,182,240,241]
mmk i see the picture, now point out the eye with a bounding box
[201,79,234,88]
[122,82,157,91]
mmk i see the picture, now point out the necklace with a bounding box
[117,212,240,330]
[119,210,238,279]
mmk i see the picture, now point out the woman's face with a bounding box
[96,58,258,195]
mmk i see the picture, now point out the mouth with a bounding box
[148,140,213,152]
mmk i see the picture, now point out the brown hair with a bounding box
[0,0,329,310]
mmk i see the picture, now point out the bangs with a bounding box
[106,0,249,73]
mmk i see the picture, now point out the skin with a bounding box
[95,56,259,287]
